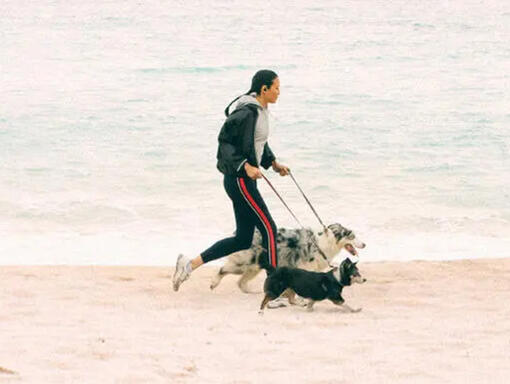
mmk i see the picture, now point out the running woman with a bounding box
[173,69,289,291]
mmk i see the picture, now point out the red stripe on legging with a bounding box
[238,178,276,267]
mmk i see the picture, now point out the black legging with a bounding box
[200,174,278,268]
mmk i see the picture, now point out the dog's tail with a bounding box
[254,245,276,275]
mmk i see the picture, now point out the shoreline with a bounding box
[2,253,510,267]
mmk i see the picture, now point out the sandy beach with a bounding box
[1,259,509,383]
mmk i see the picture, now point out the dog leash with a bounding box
[261,172,333,267]
[288,170,328,234]
[261,173,305,228]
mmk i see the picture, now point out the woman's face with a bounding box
[265,77,280,103]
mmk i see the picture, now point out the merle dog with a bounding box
[210,223,366,293]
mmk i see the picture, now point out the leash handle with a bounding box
[288,170,328,233]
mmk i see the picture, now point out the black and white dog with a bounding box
[210,223,366,292]
[259,257,366,314]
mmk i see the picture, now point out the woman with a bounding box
[173,69,289,291]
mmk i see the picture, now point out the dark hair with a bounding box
[224,69,278,116]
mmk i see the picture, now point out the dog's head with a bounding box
[321,223,366,256]
[336,257,366,286]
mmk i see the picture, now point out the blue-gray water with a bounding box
[1,1,509,265]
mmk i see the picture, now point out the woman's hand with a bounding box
[272,161,290,176]
[244,162,262,179]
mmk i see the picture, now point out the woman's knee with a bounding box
[235,234,253,251]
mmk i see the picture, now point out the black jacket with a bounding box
[216,104,276,176]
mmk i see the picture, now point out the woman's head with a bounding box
[224,69,280,116]
[248,69,279,101]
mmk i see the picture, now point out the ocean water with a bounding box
[1,0,509,265]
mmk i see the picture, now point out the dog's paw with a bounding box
[210,280,219,290]
[351,307,362,313]
[239,286,262,294]
[210,281,221,290]
[306,306,314,312]
[258,310,265,316]
[238,284,250,294]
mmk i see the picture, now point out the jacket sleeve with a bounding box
[260,142,276,170]
[217,113,248,175]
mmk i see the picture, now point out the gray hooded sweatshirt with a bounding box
[234,92,270,166]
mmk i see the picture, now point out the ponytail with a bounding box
[224,90,251,117]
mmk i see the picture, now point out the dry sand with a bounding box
[1,259,509,383]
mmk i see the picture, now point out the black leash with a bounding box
[261,172,333,267]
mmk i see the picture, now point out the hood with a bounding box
[235,92,263,111]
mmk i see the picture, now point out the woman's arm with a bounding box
[271,160,290,176]
[261,142,289,176]
[260,143,276,169]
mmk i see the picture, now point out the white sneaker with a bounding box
[173,254,191,292]
[266,297,288,309]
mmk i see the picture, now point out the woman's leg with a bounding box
[199,199,255,264]
[199,176,277,268]
[173,175,277,291]
[235,177,278,269]
[199,175,257,264]
[173,175,256,291]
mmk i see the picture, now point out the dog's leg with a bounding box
[306,300,315,312]
[237,266,262,294]
[283,289,297,305]
[282,289,307,307]
[330,299,362,313]
[210,268,226,290]
[259,294,272,315]
[266,289,294,308]
[210,261,245,290]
